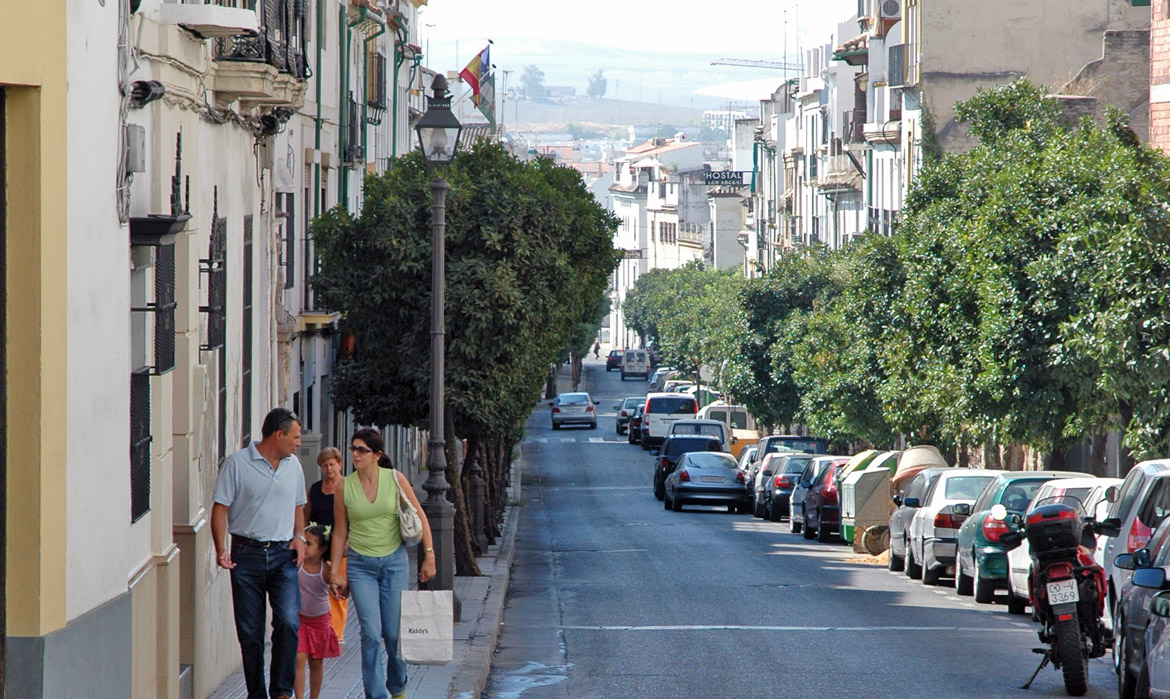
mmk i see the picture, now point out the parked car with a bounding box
[648,367,676,392]
[954,470,1082,605]
[640,393,699,450]
[756,434,830,459]
[605,349,624,371]
[627,404,645,445]
[652,435,725,501]
[750,451,791,516]
[549,392,599,430]
[899,469,998,584]
[697,402,760,459]
[613,396,643,435]
[667,419,729,453]
[1111,515,1170,697]
[889,469,946,579]
[664,451,749,513]
[662,379,696,394]
[1007,477,1121,610]
[621,349,650,380]
[790,456,842,535]
[737,445,759,511]
[1103,460,1170,619]
[761,453,813,522]
[804,458,850,542]
[645,342,663,368]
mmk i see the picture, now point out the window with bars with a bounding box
[366,48,387,108]
[281,193,295,289]
[202,212,227,350]
[130,370,151,521]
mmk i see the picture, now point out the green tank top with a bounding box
[343,469,401,557]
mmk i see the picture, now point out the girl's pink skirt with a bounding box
[298,612,340,658]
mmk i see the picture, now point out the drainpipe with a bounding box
[313,0,324,217]
[392,26,406,158]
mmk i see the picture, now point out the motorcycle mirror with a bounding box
[1000,531,1024,550]
[989,503,1008,521]
[1151,591,1170,618]
[1105,485,1120,503]
[1114,553,1137,570]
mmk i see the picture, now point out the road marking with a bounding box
[558,624,1034,633]
[554,548,648,554]
[560,438,575,443]
[932,590,948,595]
[1012,622,1031,628]
[587,438,627,443]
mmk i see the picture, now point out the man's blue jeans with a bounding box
[230,540,301,699]
[347,546,409,698]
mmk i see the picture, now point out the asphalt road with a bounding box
[484,357,1115,698]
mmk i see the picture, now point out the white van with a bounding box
[641,392,699,449]
[621,349,650,380]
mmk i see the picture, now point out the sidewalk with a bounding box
[208,459,523,699]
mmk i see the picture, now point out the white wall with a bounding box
[66,0,133,622]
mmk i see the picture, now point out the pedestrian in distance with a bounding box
[294,524,341,699]
[211,407,308,699]
[305,446,349,643]
[593,340,600,358]
[328,427,436,699]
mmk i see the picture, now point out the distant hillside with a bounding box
[483,97,709,136]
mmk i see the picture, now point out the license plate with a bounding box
[700,476,724,483]
[1047,579,1079,605]
[565,407,583,413]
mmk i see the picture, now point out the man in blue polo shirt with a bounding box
[212,407,308,699]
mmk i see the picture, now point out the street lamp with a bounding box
[416,74,462,619]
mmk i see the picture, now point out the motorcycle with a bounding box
[997,496,1121,696]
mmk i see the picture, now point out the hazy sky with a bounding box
[419,0,856,56]
[417,0,859,105]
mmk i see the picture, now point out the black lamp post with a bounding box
[415,74,462,619]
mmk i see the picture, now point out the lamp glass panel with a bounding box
[418,125,460,163]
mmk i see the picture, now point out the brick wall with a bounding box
[1153,1,1170,152]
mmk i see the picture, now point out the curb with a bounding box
[447,448,524,698]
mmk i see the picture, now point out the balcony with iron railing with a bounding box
[211,0,310,110]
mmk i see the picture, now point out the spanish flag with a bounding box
[459,44,491,107]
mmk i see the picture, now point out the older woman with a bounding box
[329,428,435,699]
[305,447,347,643]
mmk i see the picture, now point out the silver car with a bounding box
[664,451,748,513]
[549,392,598,430]
[903,469,998,585]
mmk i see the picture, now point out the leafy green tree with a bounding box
[312,142,619,570]
[587,69,607,99]
[521,64,546,99]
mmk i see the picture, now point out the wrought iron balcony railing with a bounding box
[214,0,310,80]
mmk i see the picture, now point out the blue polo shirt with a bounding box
[212,442,307,541]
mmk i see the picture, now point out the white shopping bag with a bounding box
[398,590,454,665]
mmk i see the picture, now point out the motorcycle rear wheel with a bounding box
[1056,617,1089,696]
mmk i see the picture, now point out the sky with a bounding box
[417,0,858,107]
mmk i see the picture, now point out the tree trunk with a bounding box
[571,354,582,390]
[445,410,481,576]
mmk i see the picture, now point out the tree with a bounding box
[312,142,619,571]
[521,64,546,99]
[587,69,607,99]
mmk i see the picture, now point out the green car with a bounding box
[954,470,1083,608]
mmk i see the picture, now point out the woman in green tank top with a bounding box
[328,428,434,699]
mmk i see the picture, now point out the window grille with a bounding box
[241,215,253,447]
[130,370,152,521]
[202,195,227,350]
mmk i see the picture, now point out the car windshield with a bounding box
[623,398,642,409]
[557,394,590,405]
[650,397,697,414]
[785,457,812,473]
[728,412,749,429]
[673,424,722,437]
[765,438,827,455]
[687,453,738,470]
[944,476,995,501]
[997,479,1049,513]
[665,438,720,456]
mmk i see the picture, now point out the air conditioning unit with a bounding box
[881,0,901,19]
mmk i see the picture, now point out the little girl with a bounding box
[295,525,341,699]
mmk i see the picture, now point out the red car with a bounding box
[605,349,624,371]
[803,459,849,543]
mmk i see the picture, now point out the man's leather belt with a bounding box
[232,535,290,548]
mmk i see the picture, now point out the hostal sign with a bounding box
[704,170,747,186]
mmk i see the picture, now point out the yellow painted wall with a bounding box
[2,0,70,638]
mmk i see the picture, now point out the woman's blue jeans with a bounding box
[347,546,409,698]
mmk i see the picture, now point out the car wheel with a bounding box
[888,544,905,572]
[905,542,923,580]
[769,498,784,522]
[727,504,737,514]
[589,421,597,429]
[955,555,974,596]
[1007,590,1027,615]
[973,553,994,604]
[922,558,942,586]
[1118,620,1136,699]
[802,508,816,540]
[816,512,833,543]
[790,510,803,534]
[551,422,560,431]
[654,474,665,501]
[671,495,683,512]
[663,489,673,511]
[641,436,651,451]
[753,496,764,519]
